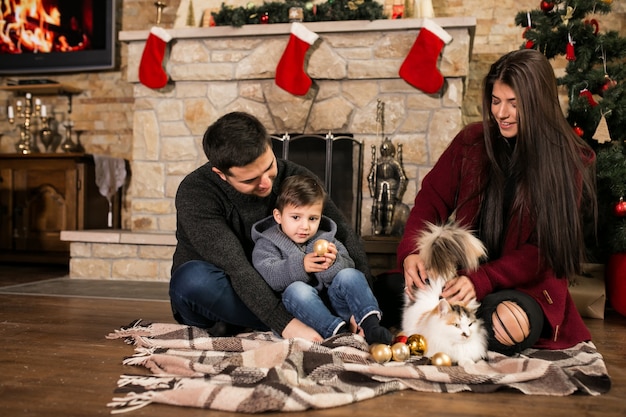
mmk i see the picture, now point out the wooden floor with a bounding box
[1,264,625,417]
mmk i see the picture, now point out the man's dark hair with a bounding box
[202,112,272,174]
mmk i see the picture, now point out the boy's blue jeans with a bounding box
[282,267,382,338]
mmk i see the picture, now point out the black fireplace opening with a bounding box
[271,133,363,235]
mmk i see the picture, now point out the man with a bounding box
[170,112,371,341]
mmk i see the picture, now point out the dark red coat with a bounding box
[397,122,591,349]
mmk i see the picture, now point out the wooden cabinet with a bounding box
[0,153,120,264]
[363,235,400,277]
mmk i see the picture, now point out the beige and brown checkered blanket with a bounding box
[106,320,611,414]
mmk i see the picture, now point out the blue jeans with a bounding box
[282,268,382,339]
[169,260,269,331]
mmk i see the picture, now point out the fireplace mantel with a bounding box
[119,17,476,42]
[61,17,476,281]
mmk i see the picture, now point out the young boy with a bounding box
[251,175,392,344]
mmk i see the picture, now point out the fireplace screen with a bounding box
[271,133,363,234]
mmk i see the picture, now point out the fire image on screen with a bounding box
[0,0,97,54]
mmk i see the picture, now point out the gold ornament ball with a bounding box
[430,352,452,366]
[313,239,329,256]
[370,343,392,363]
[406,334,427,356]
[391,342,411,362]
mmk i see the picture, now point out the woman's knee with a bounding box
[480,290,544,354]
[492,300,531,346]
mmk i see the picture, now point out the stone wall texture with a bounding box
[120,21,472,236]
[1,0,624,280]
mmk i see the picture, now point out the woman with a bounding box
[392,49,597,354]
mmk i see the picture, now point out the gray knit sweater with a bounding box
[172,159,370,334]
[251,215,355,292]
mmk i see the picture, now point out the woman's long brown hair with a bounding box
[479,49,597,278]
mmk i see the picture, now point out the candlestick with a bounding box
[7,93,45,154]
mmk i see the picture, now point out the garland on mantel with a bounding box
[212,0,387,27]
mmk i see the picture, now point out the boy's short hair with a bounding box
[276,175,327,211]
[202,112,271,174]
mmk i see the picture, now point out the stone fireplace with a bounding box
[61,18,476,281]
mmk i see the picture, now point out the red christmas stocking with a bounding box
[139,26,172,89]
[275,23,319,96]
[399,19,452,94]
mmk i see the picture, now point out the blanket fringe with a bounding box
[105,319,153,343]
[108,392,154,414]
[121,347,156,366]
[116,374,177,390]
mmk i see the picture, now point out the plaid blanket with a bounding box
[106,320,611,414]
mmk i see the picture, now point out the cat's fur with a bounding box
[402,221,489,364]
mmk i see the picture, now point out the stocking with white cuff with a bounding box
[275,23,319,96]
[139,26,172,89]
[399,19,452,94]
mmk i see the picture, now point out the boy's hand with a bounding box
[304,252,327,273]
[303,242,336,272]
[320,242,337,268]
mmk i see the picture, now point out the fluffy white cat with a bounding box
[402,221,489,365]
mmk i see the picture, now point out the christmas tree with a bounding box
[515,0,626,261]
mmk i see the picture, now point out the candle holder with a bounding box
[7,93,46,154]
[60,120,77,152]
[73,129,86,153]
[39,117,54,153]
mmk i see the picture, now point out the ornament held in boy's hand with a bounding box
[313,239,329,255]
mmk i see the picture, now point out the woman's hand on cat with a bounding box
[403,253,429,300]
[442,275,476,306]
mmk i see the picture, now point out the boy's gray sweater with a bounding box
[251,215,355,292]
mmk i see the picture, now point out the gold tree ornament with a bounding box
[187,0,195,26]
[593,113,612,144]
[560,6,575,25]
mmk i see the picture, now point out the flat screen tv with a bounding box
[0,0,115,75]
